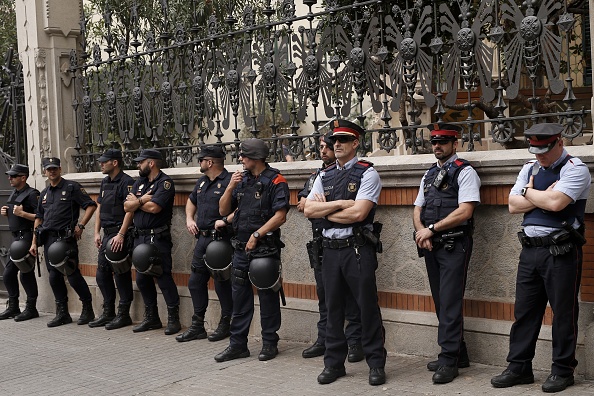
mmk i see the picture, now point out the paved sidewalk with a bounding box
[0,311,593,396]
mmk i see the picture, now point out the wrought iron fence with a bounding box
[69,0,592,171]
[0,48,26,168]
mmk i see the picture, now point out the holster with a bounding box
[306,236,323,269]
[355,222,383,253]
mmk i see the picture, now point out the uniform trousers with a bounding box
[229,249,280,350]
[133,235,180,307]
[313,265,361,345]
[322,243,386,369]
[96,232,134,305]
[424,235,472,366]
[43,235,92,303]
[507,244,582,377]
[189,235,233,318]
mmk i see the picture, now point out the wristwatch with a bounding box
[428,224,435,233]
[252,231,260,239]
[520,187,529,197]
[77,223,85,230]
[222,216,230,225]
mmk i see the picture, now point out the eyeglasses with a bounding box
[333,136,355,143]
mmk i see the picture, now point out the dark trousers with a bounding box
[43,235,92,303]
[3,260,38,299]
[424,235,472,366]
[96,232,134,305]
[322,243,386,369]
[133,235,180,307]
[507,245,582,377]
[313,265,361,345]
[229,249,281,350]
[188,235,233,318]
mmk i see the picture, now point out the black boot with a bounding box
[77,300,95,325]
[88,302,116,328]
[47,301,72,327]
[176,315,207,342]
[208,315,231,342]
[132,305,162,332]
[0,297,20,320]
[105,303,133,330]
[14,298,39,322]
[164,305,181,335]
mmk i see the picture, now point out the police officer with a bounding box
[124,149,181,335]
[304,120,386,386]
[297,134,363,362]
[176,145,233,343]
[215,138,290,362]
[0,164,40,321]
[29,157,97,327]
[413,123,481,384]
[491,123,591,393]
[90,149,135,329]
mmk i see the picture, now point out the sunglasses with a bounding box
[431,140,453,146]
[8,175,25,179]
[333,136,356,143]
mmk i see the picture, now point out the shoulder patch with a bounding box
[357,160,373,167]
[272,174,287,185]
[164,181,172,190]
[454,159,464,166]
[80,188,88,195]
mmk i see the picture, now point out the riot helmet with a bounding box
[248,257,282,292]
[47,240,77,276]
[105,236,132,274]
[203,239,234,281]
[131,243,163,277]
[9,239,35,273]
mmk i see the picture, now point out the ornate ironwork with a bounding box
[0,48,26,165]
[69,0,592,171]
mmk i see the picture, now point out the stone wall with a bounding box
[25,146,594,377]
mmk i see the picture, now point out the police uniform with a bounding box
[36,158,97,325]
[227,165,289,351]
[298,156,362,359]
[0,164,40,321]
[92,149,135,329]
[414,152,480,372]
[130,159,179,322]
[179,146,233,342]
[492,123,591,392]
[308,154,386,380]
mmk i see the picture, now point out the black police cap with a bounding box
[329,119,364,140]
[322,132,334,150]
[6,164,29,176]
[42,157,61,169]
[198,145,225,160]
[97,148,123,162]
[133,149,163,162]
[428,123,461,141]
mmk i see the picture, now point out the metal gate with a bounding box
[0,48,27,294]
[68,0,592,171]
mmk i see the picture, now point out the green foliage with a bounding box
[0,0,17,60]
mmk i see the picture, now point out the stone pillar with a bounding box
[15,0,81,180]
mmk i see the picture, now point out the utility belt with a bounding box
[196,229,218,238]
[322,236,357,249]
[518,225,586,256]
[134,225,169,237]
[12,229,33,238]
[103,225,122,235]
[37,228,74,245]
